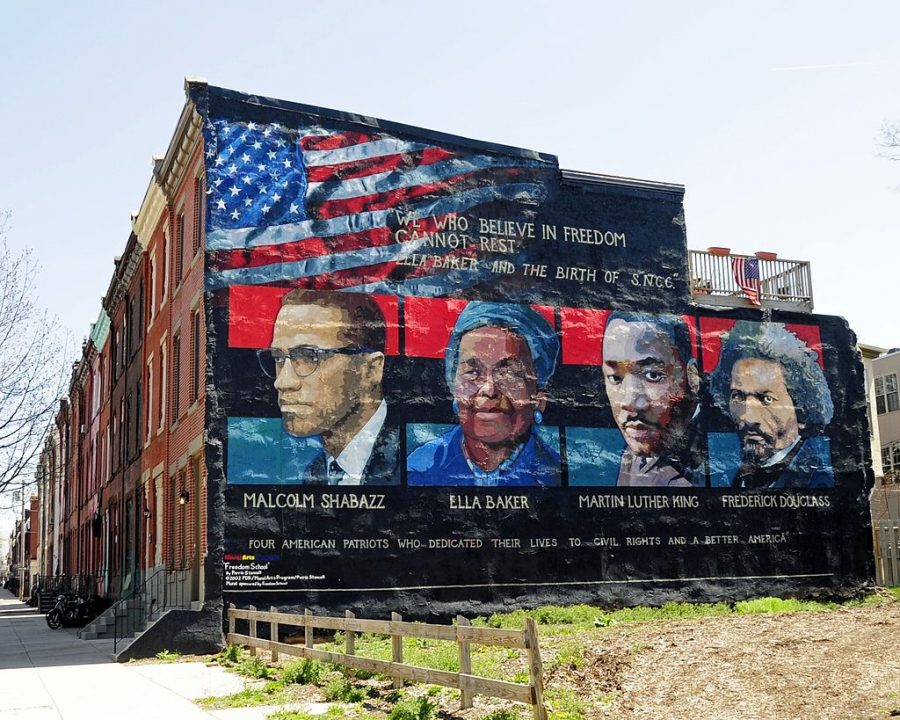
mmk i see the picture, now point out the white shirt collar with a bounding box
[761,437,801,468]
[326,400,387,485]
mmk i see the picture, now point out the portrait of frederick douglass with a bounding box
[709,320,834,489]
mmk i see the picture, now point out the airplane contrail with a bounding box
[770,61,885,72]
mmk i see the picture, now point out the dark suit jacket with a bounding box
[301,409,400,486]
[732,435,834,489]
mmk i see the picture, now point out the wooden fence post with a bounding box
[305,608,313,650]
[227,603,236,639]
[270,606,279,662]
[248,605,257,656]
[457,615,473,709]
[524,618,547,720]
[391,612,403,689]
[345,610,355,656]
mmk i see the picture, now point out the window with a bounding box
[162,227,170,305]
[158,340,167,432]
[875,373,899,415]
[146,358,154,444]
[175,212,185,285]
[883,443,900,483]
[192,176,203,256]
[149,257,157,323]
[172,334,181,423]
[190,310,201,404]
[134,382,142,455]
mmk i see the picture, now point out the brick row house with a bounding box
[34,85,207,610]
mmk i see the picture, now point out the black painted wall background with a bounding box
[194,84,874,620]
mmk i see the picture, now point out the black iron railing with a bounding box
[113,568,190,652]
[33,574,98,604]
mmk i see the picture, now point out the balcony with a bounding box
[688,249,814,312]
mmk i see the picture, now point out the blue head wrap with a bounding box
[444,302,560,389]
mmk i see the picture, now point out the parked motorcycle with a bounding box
[45,593,99,629]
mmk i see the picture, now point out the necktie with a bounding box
[328,459,345,484]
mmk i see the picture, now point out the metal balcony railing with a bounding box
[688,250,814,312]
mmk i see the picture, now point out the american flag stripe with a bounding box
[300,130,379,151]
[313,166,536,221]
[306,154,538,203]
[302,138,431,166]
[210,214,458,272]
[207,228,472,289]
[305,146,456,183]
[204,118,554,292]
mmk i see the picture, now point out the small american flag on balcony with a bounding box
[731,256,761,305]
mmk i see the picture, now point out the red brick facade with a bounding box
[36,94,208,603]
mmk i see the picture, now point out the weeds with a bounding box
[280,658,325,685]
[154,649,181,662]
[386,696,435,720]
[237,655,271,679]
[217,643,244,666]
[479,710,522,720]
[551,638,586,670]
[323,676,367,703]
[544,687,587,720]
[198,685,291,709]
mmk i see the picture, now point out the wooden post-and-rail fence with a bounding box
[227,604,548,720]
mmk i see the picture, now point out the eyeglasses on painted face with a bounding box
[455,360,535,394]
[256,345,375,379]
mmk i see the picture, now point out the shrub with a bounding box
[386,696,436,720]
[217,643,243,665]
[323,677,366,703]
[280,658,324,685]
[480,710,522,720]
[237,655,271,679]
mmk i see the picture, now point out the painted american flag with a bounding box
[731,256,761,306]
[203,118,555,295]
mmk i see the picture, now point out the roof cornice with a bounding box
[154,79,207,202]
[101,233,142,314]
[132,171,166,250]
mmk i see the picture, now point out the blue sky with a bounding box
[0,2,898,344]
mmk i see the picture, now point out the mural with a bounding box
[196,85,872,614]
[707,320,834,489]
[407,302,561,487]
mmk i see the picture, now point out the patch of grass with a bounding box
[479,709,522,720]
[323,676,367,703]
[217,643,246,666]
[544,687,587,720]
[154,649,181,662]
[268,707,347,720]
[279,658,325,685]
[510,669,529,684]
[549,638,585,670]
[197,684,293,709]
[886,587,900,601]
[386,695,436,720]
[236,654,272,679]
[734,597,834,614]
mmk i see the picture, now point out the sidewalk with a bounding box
[0,590,248,719]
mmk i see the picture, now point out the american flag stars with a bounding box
[204,119,308,229]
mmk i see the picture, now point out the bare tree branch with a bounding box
[0,210,69,504]
[877,121,900,162]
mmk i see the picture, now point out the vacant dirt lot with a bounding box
[543,600,900,720]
